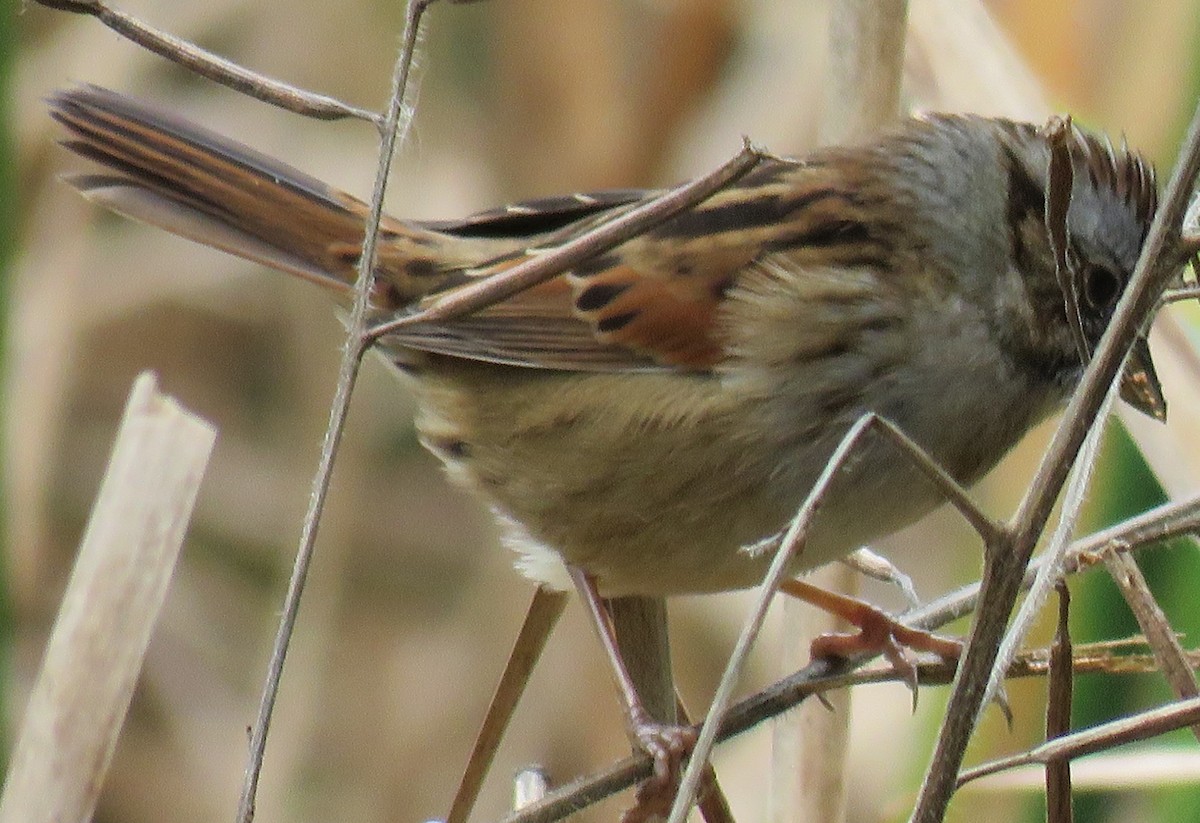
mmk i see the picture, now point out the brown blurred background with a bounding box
[8,1,1200,821]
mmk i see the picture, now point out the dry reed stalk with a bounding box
[0,372,215,823]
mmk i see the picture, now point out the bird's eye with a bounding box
[1082,265,1122,311]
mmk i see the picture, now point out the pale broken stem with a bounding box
[447,587,568,823]
[367,142,764,337]
[957,695,1200,789]
[235,3,430,820]
[1102,546,1200,743]
[818,0,908,144]
[0,373,215,823]
[666,412,1000,823]
[501,494,1200,823]
[912,86,1200,823]
[31,0,378,123]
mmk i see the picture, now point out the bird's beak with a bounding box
[1119,336,1167,422]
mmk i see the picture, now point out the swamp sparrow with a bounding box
[49,86,1163,599]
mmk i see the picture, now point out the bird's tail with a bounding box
[49,84,468,309]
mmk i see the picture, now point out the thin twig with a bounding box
[448,588,568,823]
[676,700,738,823]
[957,696,1200,788]
[984,370,1118,708]
[1160,283,1200,306]
[666,413,874,823]
[903,494,1200,640]
[31,0,379,123]
[1102,545,1200,742]
[235,2,432,820]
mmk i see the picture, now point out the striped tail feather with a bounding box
[49,84,454,305]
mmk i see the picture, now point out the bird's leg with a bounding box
[570,569,696,815]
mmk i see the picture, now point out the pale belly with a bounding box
[407,360,1049,596]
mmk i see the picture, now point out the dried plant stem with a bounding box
[1161,283,1200,306]
[498,635,1200,823]
[0,373,215,823]
[30,0,377,122]
[235,2,431,820]
[448,588,568,823]
[1044,584,1074,823]
[957,696,1200,788]
[819,0,909,145]
[983,372,1118,708]
[667,407,989,823]
[904,493,1200,633]
[1102,547,1200,742]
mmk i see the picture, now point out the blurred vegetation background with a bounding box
[6,1,1200,821]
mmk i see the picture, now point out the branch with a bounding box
[30,0,377,122]
[958,696,1200,788]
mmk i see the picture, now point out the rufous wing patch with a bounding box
[567,265,730,368]
[388,258,736,371]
